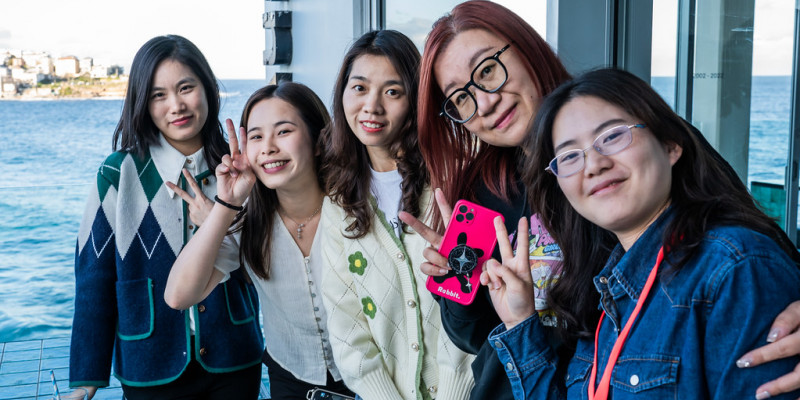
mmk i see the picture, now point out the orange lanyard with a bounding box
[588,246,664,400]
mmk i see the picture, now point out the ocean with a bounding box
[0,76,794,342]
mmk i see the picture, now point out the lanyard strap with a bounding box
[588,246,665,400]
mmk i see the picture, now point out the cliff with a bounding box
[0,77,128,100]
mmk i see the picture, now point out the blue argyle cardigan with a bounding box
[69,150,263,388]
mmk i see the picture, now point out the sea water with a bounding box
[0,77,794,342]
[0,79,266,341]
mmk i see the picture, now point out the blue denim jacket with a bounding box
[489,210,800,399]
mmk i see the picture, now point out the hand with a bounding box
[480,216,537,330]
[215,118,256,207]
[165,168,214,227]
[737,300,800,398]
[398,188,454,277]
[79,386,97,399]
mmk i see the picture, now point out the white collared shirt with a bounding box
[150,133,215,334]
[215,215,341,385]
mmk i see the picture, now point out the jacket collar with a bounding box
[594,207,675,301]
[149,133,206,198]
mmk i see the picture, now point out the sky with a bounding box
[0,0,266,79]
[0,0,795,79]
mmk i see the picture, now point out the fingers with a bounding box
[422,246,449,274]
[165,180,194,204]
[494,216,514,262]
[421,261,449,277]
[753,363,800,399]
[768,301,800,343]
[738,332,800,367]
[238,125,248,155]
[182,168,206,200]
[399,211,443,249]
[434,188,454,228]
[483,258,504,290]
[513,217,530,272]
[226,118,239,156]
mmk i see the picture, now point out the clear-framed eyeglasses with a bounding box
[440,44,512,124]
[545,124,647,178]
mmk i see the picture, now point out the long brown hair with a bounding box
[233,83,329,280]
[418,0,571,230]
[525,68,800,341]
[321,30,428,238]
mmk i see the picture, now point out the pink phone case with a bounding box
[426,199,503,305]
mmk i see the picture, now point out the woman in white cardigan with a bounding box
[319,30,474,400]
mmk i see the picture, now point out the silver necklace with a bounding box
[280,204,322,239]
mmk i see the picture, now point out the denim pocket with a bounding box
[116,278,155,340]
[611,354,679,395]
[565,355,593,390]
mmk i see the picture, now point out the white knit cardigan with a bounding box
[320,193,475,400]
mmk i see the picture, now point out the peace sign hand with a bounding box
[480,216,538,330]
[165,168,214,227]
[215,118,256,207]
[399,188,454,277]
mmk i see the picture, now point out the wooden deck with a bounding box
[0,337,270,399]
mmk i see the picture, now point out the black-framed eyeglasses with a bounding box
[545,124,647,178]
[440,44,512,124]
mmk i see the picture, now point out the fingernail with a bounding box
[767,328,781,343]
[756,390,771,399]
[736,358,751,368]
[439,269,447,274]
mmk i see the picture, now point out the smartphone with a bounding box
[426,199,503,305]
[306,388,356,400]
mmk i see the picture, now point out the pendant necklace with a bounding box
[280,204,322,239]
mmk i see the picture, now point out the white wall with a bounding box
[264,0,363,108]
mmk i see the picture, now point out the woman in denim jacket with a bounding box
[483,68,800,399]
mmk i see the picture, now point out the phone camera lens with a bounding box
[459,205,468,213]
[456,214,464,222]
[466,212,474,221]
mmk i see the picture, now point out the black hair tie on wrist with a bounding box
[214,195,244,211]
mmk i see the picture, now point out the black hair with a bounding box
[524,68,800,341]
[112,34,228,170]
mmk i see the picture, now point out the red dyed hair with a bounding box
[418,0,571,230]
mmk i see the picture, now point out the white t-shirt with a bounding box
[370,168,403,237]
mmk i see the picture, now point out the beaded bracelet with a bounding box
[214,195,244,211]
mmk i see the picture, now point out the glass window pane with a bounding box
[749,0,795,232]
[385,1,546,51]
[385,0,463,50]
[651,0,678,108]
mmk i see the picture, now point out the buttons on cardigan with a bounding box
[407,300,416,308]
[188,224,194,230]
[599,276,608,284]
[506,362,513,371]
[428,386,437,394]
[630,374,640,386]
[397,253,405,260]
[494,340,503,349]
[202,178,209,185]
[411,342,419,351]
[198,305,206,313]
[199,347,208,356]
